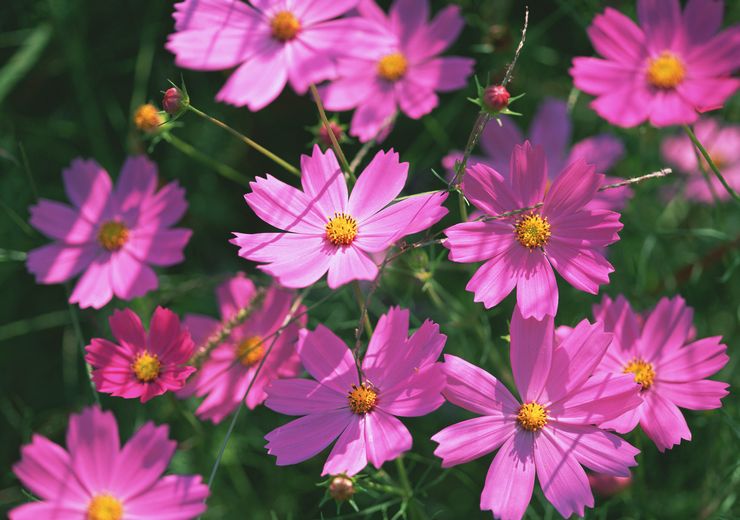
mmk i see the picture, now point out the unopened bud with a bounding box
[133,104,164,133]
[163,87,184,114]
[483,85,510,112]
[329,475,355,502]
[319,121,344,148]
[588,473,632,497]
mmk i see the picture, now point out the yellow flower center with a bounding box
[623,358,656,390]
[132,352,161,382]
[377,52,408,82]
[348,383,377,414]
[97,221,130,251]
[646,51,685,89]
[517,402,548,432]
[236,336,265,367]
[514,214,551,249]
[133,103,163,133]
[325,212,358,246]
[271,11,301,41]
[87,494,123,520]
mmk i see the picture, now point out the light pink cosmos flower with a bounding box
[661,117,740,202]
[321,0,475,142]
[178,274,305,423]
[443,141,622,319]
[588,295,729,452]
[85,307,196,403]
[443,98,631,211]
[167,0,388,111]
[570,0,740,127]
[26,156,191,309]
[10,406,208,520]
[432,307,642,520]
[231,145,448,289]
[264,307,446,476]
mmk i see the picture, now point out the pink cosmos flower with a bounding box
[443,141,622,319]
[264,307,446,476]
[570,0,740,127]
[167,0,388,111]
[443,98,631,211]
[321,0,475,142]
[432,307,642,520]
[85,307,196,403]
[231,145,448,289]
[588,295,729,452]
[661,117,740,202]
[10,406,208,520]
[178,274,305,423]
[26,156,191,309]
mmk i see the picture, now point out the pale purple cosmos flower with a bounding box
[443,141,622,319]
[167,0,389,110]
[661,117,740,202]
[432,307,641,520]
[321,0,475,142]
[178,274,305,423]
[231,145,448,289]
[26,156,191,309]
[443,98,631,211]
[264,307,446,476]
[10,406,208,519]
[570,0,740,127]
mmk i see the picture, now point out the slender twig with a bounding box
[501,5,529,87]
[682,124,739,202]
[187,104,301,177]
[597,168,672,191]
[309,84,354,181]
[162,132,250,187]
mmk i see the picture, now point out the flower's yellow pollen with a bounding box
[87,493,123,520]
[377,52,408,81]
[236,336,265,367]
[515,213,551,249]
[325,212,358,246]
[348,383,377,414]
[97,221,130,251]
[133,104,163,133]
[623,358,656,390]
[132,352,161,383]
[271,11,301,41]
[517,402,548,432]
[647,51,685,89]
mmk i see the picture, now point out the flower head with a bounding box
[321,0,475,141]
[483,85,511,112]
[10,406,208,519]
[432,307,642,520]
[231,146,448,289]
[588,295,729,451]
[167,0,390,111]
[443,141,623,319]
[85,307,196,402]
[570,0,740,127]
[264,307,447,476]
[162,87,186,114]
[177,274,305,423]
[26,156,191,309]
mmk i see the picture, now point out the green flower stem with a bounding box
[682,124,739,203]
[162,132,250,187]
[309,83,354,182]
[187,104,301,178]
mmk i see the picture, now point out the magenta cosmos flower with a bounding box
[432,307,641,520]
[85,307,196,403]
[10,406,208,520]
[321,0,474,141]
[167,0,388,111]
[178,274,305,423]
[443,141,622,319]
[26,156,191,309]
[662,117,740,202]
[264,307,446,476]
[443,98,630,211]
[231,145,448,289]
[570,0,740,127]
[588,295,729,452]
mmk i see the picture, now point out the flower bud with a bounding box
[329,475,355,502]
[483,85,510,112]
[133,104,164,133]
[162,87,184,114]
[319,121,345,148]
[588,473,632,497]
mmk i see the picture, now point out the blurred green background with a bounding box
[1,0,738,518]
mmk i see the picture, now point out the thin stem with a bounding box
[352,282,373,338]
[689,134,720,202]
[187,104,300,177]
[395,457,422,520]
[162,132,250,187]
[682,124,739,202]
[64,285,100,406]
[309,84,354,181]
[501,5,529,87]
